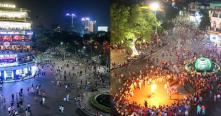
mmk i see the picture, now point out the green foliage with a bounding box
[111,4,130,45]
[111,3,157,46]
[100,54,107,65]
[129,5,154,42]
[32,33,51,52]
[199,9,210,30]
[164,5,180,20]
[33,31,83,52]
[89,94,111,113]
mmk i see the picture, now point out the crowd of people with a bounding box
[0,81,46,116]
[50,53,109,115]
[113,64,221,115]
[112,23,221,115]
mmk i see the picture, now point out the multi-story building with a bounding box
[210,9,221,31]
[209,2,221,31]
[81,17,96,34]
[0,2,37,81]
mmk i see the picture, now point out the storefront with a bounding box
[0,62,37,81]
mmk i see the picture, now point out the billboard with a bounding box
[98,26,108,32]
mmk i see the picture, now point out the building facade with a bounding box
[209,2,221,31]
[0,2,37,81]
[81,17,96,34]
[210,9,221,31]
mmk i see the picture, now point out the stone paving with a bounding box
[0,54,109,116]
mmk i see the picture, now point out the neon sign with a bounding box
[0,21,31,30]
[0,31,33,35]
[0,54,17,63]
[0,3,16,9]
[0,11,27,18]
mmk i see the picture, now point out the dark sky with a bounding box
[14,0,110,28]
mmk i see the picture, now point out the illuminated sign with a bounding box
[0,11,27,18]
[98,26,108,32]
[3,42,10,47]
[0,54,17,59]
[81,17,90,21]
[0,21,31,30]
[0,3,16,9]
[0,31,19,34]
[0,54,17,66]
[25,31,33,35]
[0,30,33,35]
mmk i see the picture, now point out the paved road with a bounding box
[0,64,78,116]
[0,55,109,116]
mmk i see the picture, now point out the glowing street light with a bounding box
[65,13,76,28]
[149,2,160,33]
[149,2,160,11]
[81,17,90,21]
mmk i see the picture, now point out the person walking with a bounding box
[196,104,201,115]
[8,106,11,114]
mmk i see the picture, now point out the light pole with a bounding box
[60,42,65,60]
[65,13,76,28]
[149,2,160,33]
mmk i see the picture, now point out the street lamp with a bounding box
[81,17,90,21]
[60,42,66,60]
[150,2,159,11]
[149,2,160,33]
[65,13,76,28]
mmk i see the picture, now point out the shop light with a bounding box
[0,30,33,35]
[0,3,16,9]
[0,21,31,30]
[0,11,27,18]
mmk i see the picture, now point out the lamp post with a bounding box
[149,2,160,33]
[60,42,65,60]
[65,13,76,28]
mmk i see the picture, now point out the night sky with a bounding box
[14,0,110,28]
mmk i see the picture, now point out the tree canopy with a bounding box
[111,3,157,46]
[199,9,210,30]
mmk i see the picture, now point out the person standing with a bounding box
[11,94,14,102]
[42,97,45,105]
[66,94,70,102]
[214,94,217,102]
[201,105,206,115]
[184,109,189,116]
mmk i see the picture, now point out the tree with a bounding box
[111,3,157,56]
[128,5,156,56]
[199,9,210,30]
[111,4,130,45]
[32,35,51,52]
